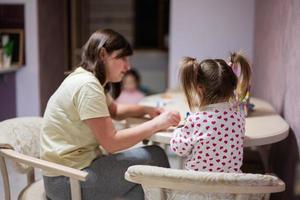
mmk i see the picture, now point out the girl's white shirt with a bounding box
[170,102,245,173]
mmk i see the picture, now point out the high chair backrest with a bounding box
[125,165,285,200]
[0,117,88,200]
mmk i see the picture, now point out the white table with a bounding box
[133,92,289,147]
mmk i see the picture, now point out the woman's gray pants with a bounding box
[43,145,170,200]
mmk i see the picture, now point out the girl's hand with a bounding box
[144,106,165,118]
[152,110,181,130]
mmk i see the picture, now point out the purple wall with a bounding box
[0,73,16,120]
[254,0,300,199]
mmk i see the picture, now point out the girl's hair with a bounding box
[79,29,133,85]
[179,52,251,110]
[229,52,251,101]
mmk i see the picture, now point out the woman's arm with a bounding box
[84,110,180,153]
[108,101,162,120]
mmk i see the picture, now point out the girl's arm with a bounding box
[108,101,162,120]
[170,117,195,157]
[84,110,180,153]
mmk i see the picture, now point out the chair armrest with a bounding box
[0,149,87,181]
[125,165,285,194]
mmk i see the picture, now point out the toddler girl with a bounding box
[115,69,145,104]
[170,53,251,173]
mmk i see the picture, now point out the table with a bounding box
[131,92,289,148]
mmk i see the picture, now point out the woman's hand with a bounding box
[143,106,164,118]
[152,110,181,130]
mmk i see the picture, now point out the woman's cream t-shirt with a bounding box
[40,67,111,176]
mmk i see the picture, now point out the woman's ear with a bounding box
[99,47,108,60]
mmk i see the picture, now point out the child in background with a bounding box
[170,52,252,173]
[115,69,145,104]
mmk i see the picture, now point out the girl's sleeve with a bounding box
[170,116,195,157]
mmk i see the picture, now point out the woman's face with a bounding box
[102,49,131,83]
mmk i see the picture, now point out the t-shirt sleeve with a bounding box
[74,82,110,120]
[170,116,195,157]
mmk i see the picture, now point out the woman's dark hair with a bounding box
[79,29,133,85]
[179,57,238,109]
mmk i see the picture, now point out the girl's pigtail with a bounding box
[179,57,199,110]
[230,52,252,102]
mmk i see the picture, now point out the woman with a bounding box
[41,29,180,200]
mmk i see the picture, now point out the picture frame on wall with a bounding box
[0,29,24,68]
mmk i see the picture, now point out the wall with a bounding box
[254,0,300,199]
[38,0,68,113]
[0,0,40,117]
[131,50,168,93]
[168,0,255,88]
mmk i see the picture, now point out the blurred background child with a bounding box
[115,69,145,104]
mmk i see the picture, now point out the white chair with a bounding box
[0,117,88,200]
[125,165,285,200]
